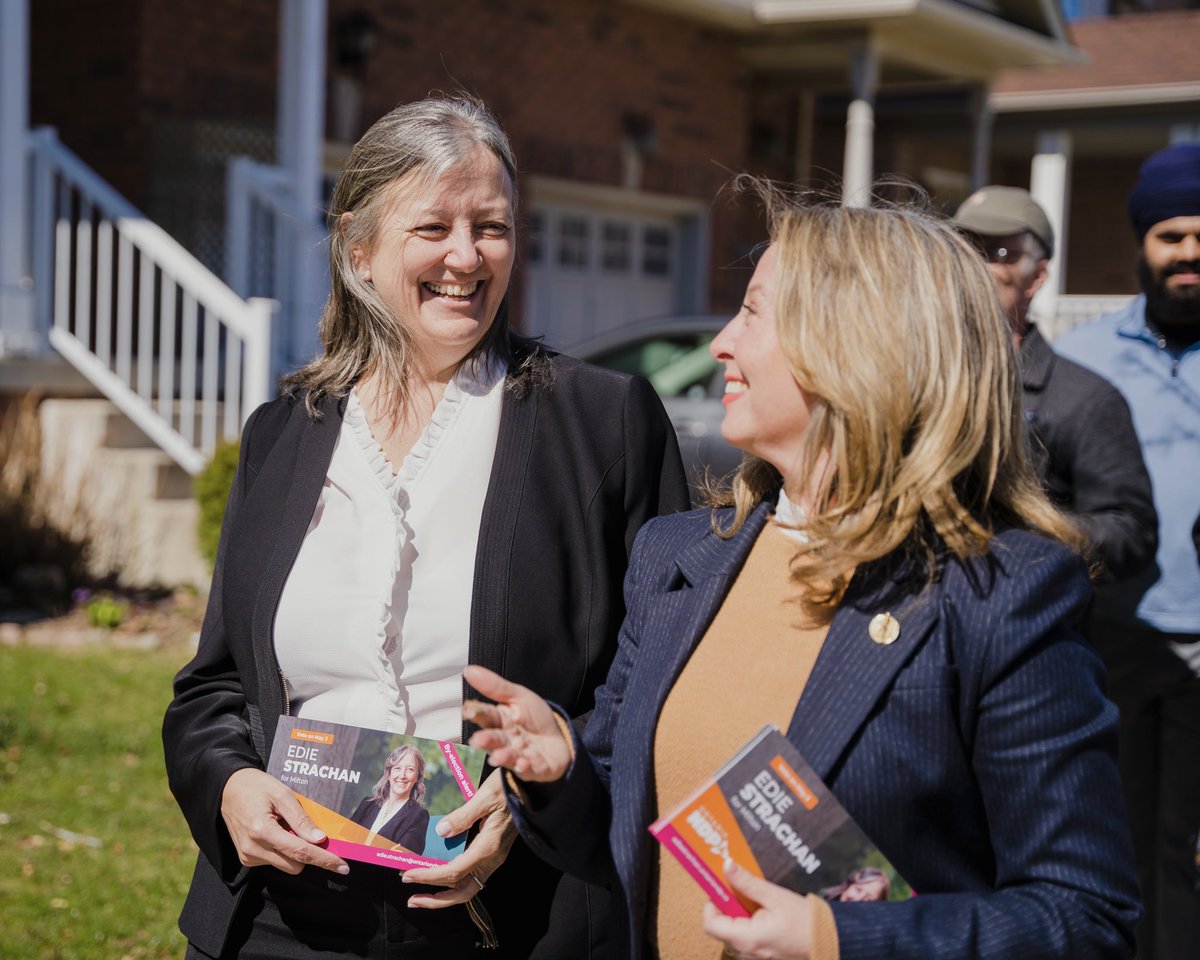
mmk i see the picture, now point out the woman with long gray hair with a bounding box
[163,95,688,959]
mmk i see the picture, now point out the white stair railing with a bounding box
[29,126,273,475]
[225,155,327,374]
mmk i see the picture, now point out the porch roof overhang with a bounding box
[991,10,1200,116]
[993,82,1200,114]
[621,0,1080,87]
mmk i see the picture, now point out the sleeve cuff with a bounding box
[807,894,841,960]
[502,707,576,810]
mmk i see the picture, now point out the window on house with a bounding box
[527,211,545,264]
[642,226,672,276]
[558,216,590,268]
[601,221,631,272]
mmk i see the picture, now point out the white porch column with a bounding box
[1029,130,1072,332]
[0,0,37,354]
[276,0,327,370]
[842,45,879,208]
[278,0,326,223]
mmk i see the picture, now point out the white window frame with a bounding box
[524,176,710,316]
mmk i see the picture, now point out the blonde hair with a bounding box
[284,95,529,417]
[714,183,1083,616]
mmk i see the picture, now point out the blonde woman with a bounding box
[465,192,1141,960]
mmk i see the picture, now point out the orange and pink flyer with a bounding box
[650,725,913,916]
[267,716,487,870]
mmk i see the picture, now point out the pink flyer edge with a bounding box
[325,838,446,872]
[652,823,751,919]
[440,741,476,800]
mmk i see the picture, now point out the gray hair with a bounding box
[284,95,521,416]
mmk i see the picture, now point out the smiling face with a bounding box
[708,244,814,477]
[387,755,420,801]
[839,874,889,902]
[1140,215,1200,326]
[351,147,516,378]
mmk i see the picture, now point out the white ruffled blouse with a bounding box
[273,359,506,741]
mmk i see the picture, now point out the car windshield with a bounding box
[591,334,718,398]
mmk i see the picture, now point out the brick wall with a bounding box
[137,0,278,123]
[329,0,752,311]
[32,0,753,310]
[31,0,146,203]
[32,0,278,240]
[1065,156,1143,294]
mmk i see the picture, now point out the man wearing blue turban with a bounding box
[1056,142,1200,960]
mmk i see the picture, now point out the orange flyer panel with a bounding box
[771,755,819,810]
[677,783,764,885]
[291,728,336,745]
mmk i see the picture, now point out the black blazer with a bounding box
[162,349,689,959]
[1020,326,1156,582]
[349,796,430,855]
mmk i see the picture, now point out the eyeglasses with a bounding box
[965,234,1035,266]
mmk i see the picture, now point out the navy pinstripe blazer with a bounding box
[512,503,1141,960]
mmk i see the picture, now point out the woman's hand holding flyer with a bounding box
[402,770,516,908]
[220,767,350,875]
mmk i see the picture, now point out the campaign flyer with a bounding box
[267,715,487,871]
[649,724,913,917]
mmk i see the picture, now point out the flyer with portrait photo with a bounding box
[649,724,913,917]
[266,715,487,871]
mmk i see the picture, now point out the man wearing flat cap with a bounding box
[953,185,1155,583]
[1056,142,1200,960]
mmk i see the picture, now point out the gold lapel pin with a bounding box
[869,612,900,645]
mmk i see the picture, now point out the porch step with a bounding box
[103,401,227,451]
[37,398,211,588]
[0,354,96,396]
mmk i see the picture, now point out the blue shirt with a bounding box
[1054,294,1200,633]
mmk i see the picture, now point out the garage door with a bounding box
[523,202,680,350]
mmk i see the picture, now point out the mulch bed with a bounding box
[0,587,207,652]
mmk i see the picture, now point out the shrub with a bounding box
[194,439,240,570]
[85,593,128,629]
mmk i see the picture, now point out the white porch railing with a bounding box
[1042,293,1134,342]
[225,155,327,374]
[29,126,273,475]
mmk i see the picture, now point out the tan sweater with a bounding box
[651,522,840,960]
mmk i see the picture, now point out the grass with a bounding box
[0,642,195,960]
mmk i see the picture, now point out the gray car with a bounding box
[568,315,742,502]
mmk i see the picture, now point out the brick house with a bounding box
[11,0,1079,357]
[9,0,1150,585]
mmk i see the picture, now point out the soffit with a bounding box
[620,0,1078,86]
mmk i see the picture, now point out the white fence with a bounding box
[1042,294,1134,342]
[29,127,273,475]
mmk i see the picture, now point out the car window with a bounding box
[591,334,718,399]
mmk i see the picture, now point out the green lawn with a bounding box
[0,643,195,960]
